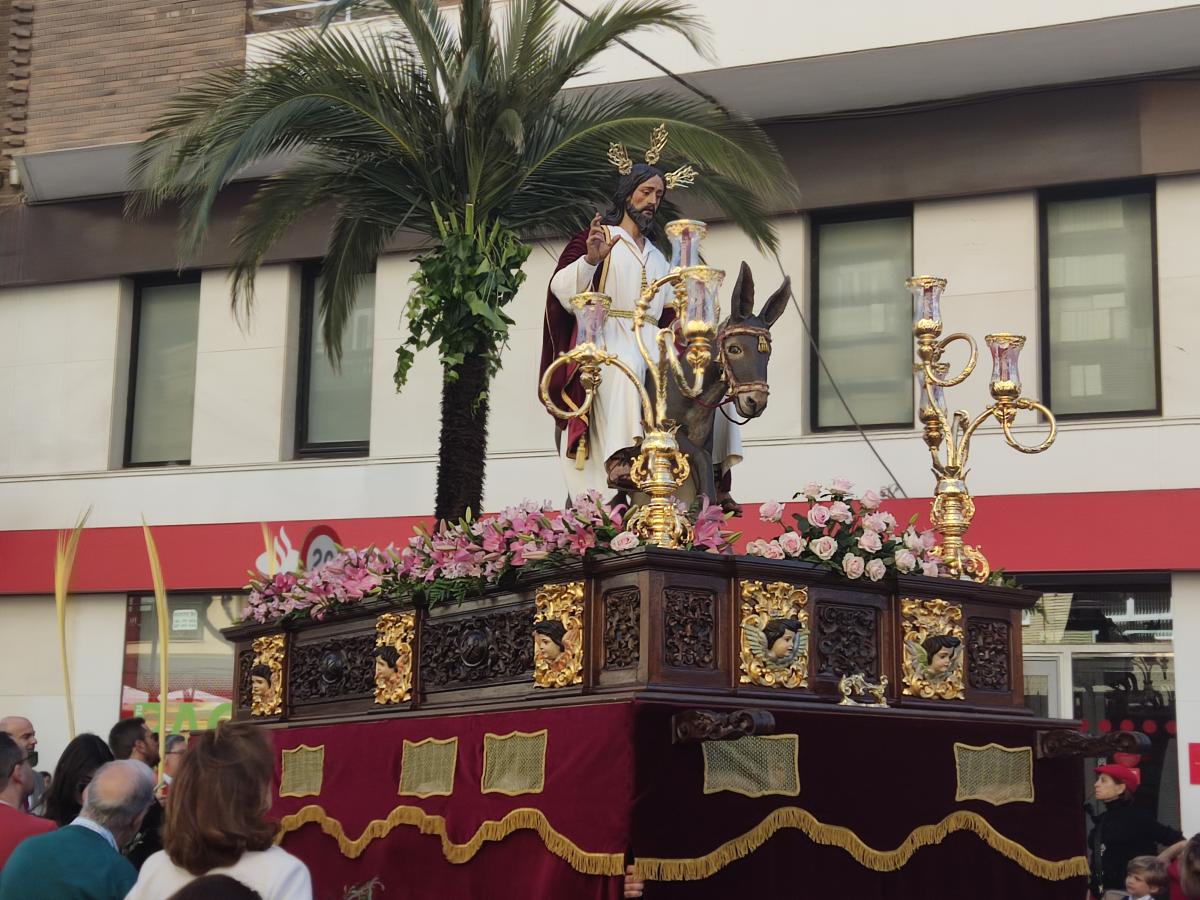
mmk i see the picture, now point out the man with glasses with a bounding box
[158,734,187,800]
[0,718,42,815]
[0,733,54,869]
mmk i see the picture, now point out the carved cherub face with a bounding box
[534,632,562,662]
[930,646,953,674]
[251,674,274,706]
[768,630,795,660]
[374,656,393,680]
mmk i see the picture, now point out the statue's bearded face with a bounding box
[625,175,664,232]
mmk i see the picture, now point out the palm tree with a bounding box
[129,0,794,522]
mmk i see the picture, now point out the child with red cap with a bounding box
[1089,764,1183,897]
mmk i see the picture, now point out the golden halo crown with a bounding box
[607,123,698,190]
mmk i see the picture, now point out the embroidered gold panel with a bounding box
[738,581,809,689]
[900,597,965,700]
[533,582,584,688]
[374,612,416,705]
[398,737,458,798]
[954,742,1035,806]
[250,633,286,717]
[481,729,548,796]
[701,734,800,798]
[279,744,325,798]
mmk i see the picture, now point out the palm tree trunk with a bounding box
[434,351,491,521]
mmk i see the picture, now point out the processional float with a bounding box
[224,224,1125,900]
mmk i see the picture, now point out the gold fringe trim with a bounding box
[634,808,1089,882]
[277,804,625,876]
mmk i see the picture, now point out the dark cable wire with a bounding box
[551,0,909,496]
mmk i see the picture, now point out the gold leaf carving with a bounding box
[374,612,416,705]
[250,633,285,717]
[738,581,809,689]
[533,581,584,689]
[901,597,965,700]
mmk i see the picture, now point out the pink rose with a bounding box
[745,539,769,556]
[828,501,852,523]
[861,490,881,510]
[920,530,937,551]
[759,501,786,523]
[763,541,785,560]
[610,531,639,551]
[921,560,940,578]
[807,505,830,528]
[842,553,865,579]
[778,532,806,557]
[801,481,823,500]
[862,513,886,533]
[832,477,853,493]
[857,531,882,553]
[866,559,886,581]
[895,549,917,573]
[810,536,837,560]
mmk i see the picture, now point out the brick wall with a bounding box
[23,0,246,154]
[2,0,29,193]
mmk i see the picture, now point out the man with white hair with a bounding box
[0,717,42,813]
[0,759,155,898]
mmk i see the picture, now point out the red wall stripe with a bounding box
[0,489,1196,596]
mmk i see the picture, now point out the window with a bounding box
[1041,184,1159,417]
[125,275,201,466]
[811,209,914,430]
[120,593,243,735]
[296,266,375,456]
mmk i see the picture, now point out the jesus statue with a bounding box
[539,150,742,501]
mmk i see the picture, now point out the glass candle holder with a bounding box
[571,292,611,347]
[985,332,1025,401]
[916,366,948,418]
[679,266,723,335]
[907,275,947,328]
[665,219,707,270]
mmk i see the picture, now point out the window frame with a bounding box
[295,260,373,459]
[123,271,202,468]
[1037,179,1162,421]
[808,203,915,433]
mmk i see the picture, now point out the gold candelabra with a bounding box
[539,220,723,548]
[909,276,1057,581]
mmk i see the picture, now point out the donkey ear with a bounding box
[760,276,791,327]
[729,261,755,321]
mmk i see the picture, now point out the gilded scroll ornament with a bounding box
[901,597,965,700]
[533,581,584,688]
[837,673,889,707]
[250,633,285,717]
[374,612,416,705]
[738,581,809,689]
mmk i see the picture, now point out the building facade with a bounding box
[1,0,1198,835]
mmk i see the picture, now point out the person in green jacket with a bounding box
[0,758,155,899]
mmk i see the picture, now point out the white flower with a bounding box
[895,549,918,573]
[778,532,806,557]
[857,531,883,553]
[865,559,887,581]
[842,553,865,579]
[810,536,837,560]
[921,560,940,578]
[610,531,640,551]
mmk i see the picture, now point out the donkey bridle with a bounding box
[717,324,772,398]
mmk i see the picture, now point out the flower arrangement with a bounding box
[746,480,943,581]
[243,492,735,624]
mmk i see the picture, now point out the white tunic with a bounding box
[549,224,742,499]
[126,846,312,900]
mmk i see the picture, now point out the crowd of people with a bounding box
[0,715,311,899]
[4,711,1200,899]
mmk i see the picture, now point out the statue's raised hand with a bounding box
[585,213,619,265]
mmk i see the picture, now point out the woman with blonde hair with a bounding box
[126,721,311,900]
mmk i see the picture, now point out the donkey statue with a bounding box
[664,261,790,510]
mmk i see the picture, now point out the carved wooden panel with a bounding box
[603,587,640,670]
[289,634,377,703]
[421,607,535,688]
[663,588,715,669]
[967,618,1011,691]
[816,604,878,678]
[236,648,255,709]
